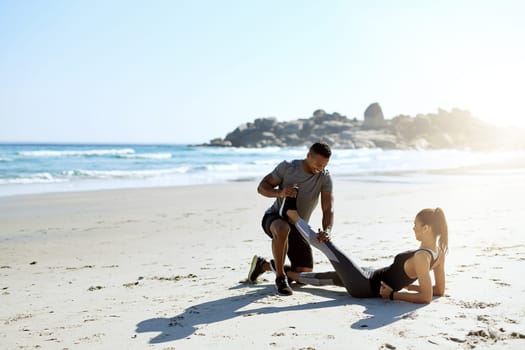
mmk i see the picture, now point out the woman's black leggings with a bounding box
[294,219,375,298]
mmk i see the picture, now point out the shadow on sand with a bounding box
[136,283,426,343]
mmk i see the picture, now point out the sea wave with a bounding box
[204,164,241,171]
[64,167,191,179]
[17,148,136,157]
[201,146,291,154]
[0,167,193,185]
[0,173,66,185]
[117,153,172,160]
[2,145,525,197]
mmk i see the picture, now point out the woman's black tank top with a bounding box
[370,248,438,296]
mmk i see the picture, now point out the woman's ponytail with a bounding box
[433,208,448,255]
[416,207,449,255]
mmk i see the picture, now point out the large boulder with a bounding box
[254,117,277,131]
[313,120,353,134]
[363,103,385,129]
[208,138,232,147]
[284,134,304,146]
[274,121,303,136]
[312,109,350,124]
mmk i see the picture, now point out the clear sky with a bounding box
[1,0,524,144]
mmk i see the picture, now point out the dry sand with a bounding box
[1,174,524,349]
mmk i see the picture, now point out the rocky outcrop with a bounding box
[204,104,524,150]
[210,110,360,148]
[363,102,385,129]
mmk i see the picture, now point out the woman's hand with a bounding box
[380,282,393,299]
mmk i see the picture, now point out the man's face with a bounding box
[305,152,329,174]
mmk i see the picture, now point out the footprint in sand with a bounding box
[4,313,33,324]
[123,281,140,287]
[457,300,501,309]
[490,278,511,287]
[87,285,104,291]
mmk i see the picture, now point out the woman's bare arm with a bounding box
[390,252,433,304]
[432,254,446,296]
[403,254,445,296]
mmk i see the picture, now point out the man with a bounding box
[248,142,334,295]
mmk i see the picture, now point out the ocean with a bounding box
[1,143,524,197]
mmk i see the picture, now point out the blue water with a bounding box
[1,143,524,197]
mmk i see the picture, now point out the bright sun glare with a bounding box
[452,54,524,128]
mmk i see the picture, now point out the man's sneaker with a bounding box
[279,187,298,221]
[247,255,267,283]
[275,275,293,296]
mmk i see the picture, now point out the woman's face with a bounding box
[413,218,426,241]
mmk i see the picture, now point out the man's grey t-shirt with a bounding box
[265,159,333,223]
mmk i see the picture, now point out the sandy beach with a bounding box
[1,174,525,349]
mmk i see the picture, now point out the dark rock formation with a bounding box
[363,102,385,129]
[203,104,524,150]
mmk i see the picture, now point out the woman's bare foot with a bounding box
[286,209,300,224]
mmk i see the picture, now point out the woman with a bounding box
[279,196,448,304]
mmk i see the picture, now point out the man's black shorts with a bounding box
[261,212,313,269]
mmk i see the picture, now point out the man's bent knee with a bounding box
[270,220,291,240]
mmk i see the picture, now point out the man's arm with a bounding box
[257,174,283,198]
[320,191,334,232]
[257,174,298,199]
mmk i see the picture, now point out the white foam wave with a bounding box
[200,146,307,157]
[0,173,65,185]
[0,167,193,186]
[68,167,190,179]
[202,146,284,154]
[18,148,135,157]
[118,153,172,160]
[251,159,283,166]
[204,164,240,171]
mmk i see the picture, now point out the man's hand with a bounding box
[280,184,299,198]
[317,228,331,243]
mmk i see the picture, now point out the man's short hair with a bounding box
[309,142,332,158]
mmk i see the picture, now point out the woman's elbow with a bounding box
[433,286,445,297]
[421,296,433,304]
[418,291,433,304]
[412,293,432,304]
